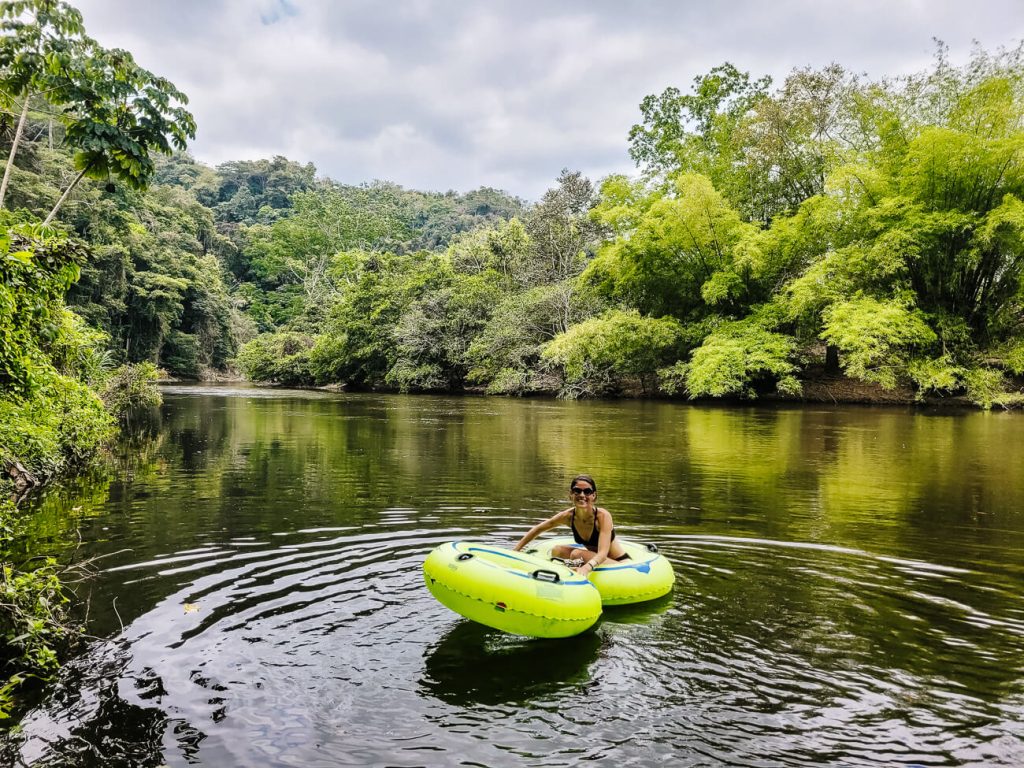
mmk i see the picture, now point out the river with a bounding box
[3,385,1023,767]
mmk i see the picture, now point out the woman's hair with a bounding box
[570,474,597,492]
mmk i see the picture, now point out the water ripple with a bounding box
[4,532,1023,766]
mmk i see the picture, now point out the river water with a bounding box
[3,386,1023,767]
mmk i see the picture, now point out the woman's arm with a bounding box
[513,509,569,551]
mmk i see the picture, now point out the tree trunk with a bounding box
[825,344,840,374]
[5,459,38,494]
[43,164,90,225]
[0,95,32,210]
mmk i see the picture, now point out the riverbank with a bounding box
[205,370,1023,410]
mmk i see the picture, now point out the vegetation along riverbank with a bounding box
[1,0,1023,720]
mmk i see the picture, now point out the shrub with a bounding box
[0,498,79,721]
[0,372,114,482]
[235,332,316,385]
[908,355,964,399]
[820,295,937,389]
[542,310,685,397]
[1005,341,1024,376]
[676,318,799,398]
[101,362,163,418]
[963,367,1006,410]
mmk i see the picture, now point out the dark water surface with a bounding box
[3,386,1024,767]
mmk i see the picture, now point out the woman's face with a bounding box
[569,480,596,509]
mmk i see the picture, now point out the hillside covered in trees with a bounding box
[224,46,1024,408]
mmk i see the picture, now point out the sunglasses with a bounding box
[570,486,596,496]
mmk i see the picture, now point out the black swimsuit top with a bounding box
[570,509,615,550]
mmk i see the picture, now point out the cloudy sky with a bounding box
[73,0,1024,200]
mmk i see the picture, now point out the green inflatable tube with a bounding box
[526,537,675,606]
[423,541,603,638]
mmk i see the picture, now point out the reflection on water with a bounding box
[2,388,1023,766]
[421,622,602,706]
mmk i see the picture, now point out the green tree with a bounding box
[542,309,684,397]
[0,213,82,394]
[60,180,241,376]
[629,62,856,225]
[0,0,196,222]
[235,331,315,385]
[388,266,502,392]
[447,216,530,285]
[0,0,86,208]
[666,312,800,399]
[629,63,772,179]
[773,45,1024,402]
[202,156,317,226]
[586,173,761,320]
[303,251,436,388]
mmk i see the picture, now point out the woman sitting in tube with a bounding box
[512,474,630,575]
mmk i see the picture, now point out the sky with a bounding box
[72,0,1024,200]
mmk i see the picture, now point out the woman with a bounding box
[512,474,630,575]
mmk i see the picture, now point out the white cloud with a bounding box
[71,0,1024,199]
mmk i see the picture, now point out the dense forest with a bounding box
[5,18,1024,410]
[13,45,1024,408]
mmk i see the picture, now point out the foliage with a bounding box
[1006,340,1024,375]
[0,0,196,221]
[0,1,85,101]
[0,495,81,721]
[447,217,531,284]
[0,0,87,210]
[764,45,1024,396]
[466,282,589,394]
[47,308,112,386]
[608,46,1023,405]
[542,309,684,397]
[819,296,937,389]
[628,62,857,224]
[0,215,84,395]
[192,155,317,226]
[234,331,316,385]
[409,186,525,251]
[387,268,502,392]
[0,217,113,479]
[305,251,448,388]
[0,370,113,480]
[962,367,1008,410]
[100,362,162,417]
[587,173,761,320]
[0,556,75,720]
[228,180,525,330]
[629,63,772,181]
[907,355,963,398]
[56,44,195,193]
[63,179,241,376]
[668,313,800,398]
[523,169,605,287]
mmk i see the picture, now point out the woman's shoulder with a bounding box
[596,506,613,520]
